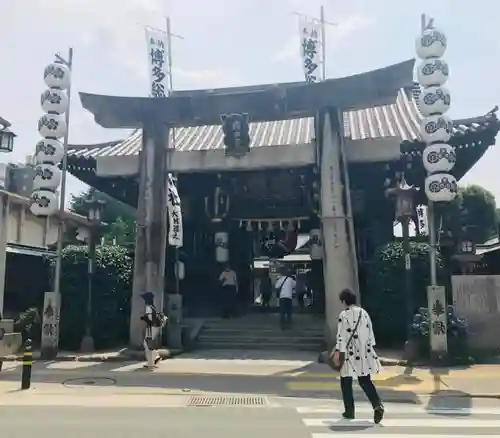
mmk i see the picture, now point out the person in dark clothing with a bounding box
[260,273,273,312]
[218,264,238,318]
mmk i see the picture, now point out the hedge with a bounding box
[363,241,444,346]
[53,245,133,350]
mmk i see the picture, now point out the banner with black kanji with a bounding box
[145,28,168,98]
[167,174,183,247]
[298,17,323,83]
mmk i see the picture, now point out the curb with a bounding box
[441,392,500,400]
[0,349,184,363]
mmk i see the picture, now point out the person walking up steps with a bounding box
[330,288,384,423]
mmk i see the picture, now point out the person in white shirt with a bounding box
[218,264,238,318]
[140,292,167,369]
[275,271,296,329]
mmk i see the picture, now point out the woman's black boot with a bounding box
[342,411,355,420]
[374,406,384,424]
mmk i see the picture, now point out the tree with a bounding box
[54,245,133,349]
[364,241,444,346]
[70,188,136,247]
[439,185,497,245]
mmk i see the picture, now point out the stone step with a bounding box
[203,319,323,328]
[201,327,323,336]
[196,340,323,351]
[198,334,323,344]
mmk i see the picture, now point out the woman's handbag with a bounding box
[327,313,362,372]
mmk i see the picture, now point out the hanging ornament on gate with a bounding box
[261,221,298,259]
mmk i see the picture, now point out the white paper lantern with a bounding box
[417,59,449,87]
[418,86,451,116]
[43,62,71,90]
[422,143,456,174]
[420,114,453,144]
[38,113,67,139]
[34,138,64,165]
[33,164,62,190]
[41,89,69,114]
[416,28,447,59]
[30,189,59,216]
[214,231,229,263]
[424,173,458,202]
[309,228,323,260]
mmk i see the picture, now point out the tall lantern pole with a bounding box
[416,15,455,360]
[31,49,73,359]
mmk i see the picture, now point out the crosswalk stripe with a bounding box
[109,363,148,372]
[311,435,479,438]
[0,362,20,372]
[303,418,500,428]
[44,362,102,370]
[297,405,500,416]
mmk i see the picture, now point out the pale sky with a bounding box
[1,0,499,202]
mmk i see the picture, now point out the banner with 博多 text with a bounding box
[145,28,168,97]
[298,17,323,83]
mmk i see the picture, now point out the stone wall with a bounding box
[451,275,500,351]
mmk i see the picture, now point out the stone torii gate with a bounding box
[79,59,414,348]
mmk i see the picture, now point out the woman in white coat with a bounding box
[333,288,384,423]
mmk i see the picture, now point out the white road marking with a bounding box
[303,417,500,428]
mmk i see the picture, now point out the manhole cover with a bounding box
[63,377,117,388]
[188,396,268,407]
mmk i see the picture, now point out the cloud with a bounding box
[272,14,375,63]
[173,68,240,88]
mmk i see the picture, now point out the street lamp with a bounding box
[80,196,106,353]
[0,117,15,153]
[386,173,419,340]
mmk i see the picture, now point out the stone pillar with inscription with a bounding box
[427,286,448,359]
[40,291,60,359]
[317,108,359,347]
[129,122,170,349]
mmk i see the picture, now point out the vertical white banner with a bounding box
[416,205,429,235]
[298,17,323,83]
[167,174,183,247]
[427,285,448,353]
[145,28,168,97]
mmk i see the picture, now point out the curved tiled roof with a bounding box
[68,87,497,160]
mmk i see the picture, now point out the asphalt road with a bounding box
[2,402,500,438]
[0,406,307,438]
[0,360,424,403]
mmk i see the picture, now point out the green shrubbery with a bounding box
[364,241,471,363]
[363,241,444,346]
[53,245,133,350]
[411,306,473,364]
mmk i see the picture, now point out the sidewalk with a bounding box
[286,364,500,398]
[0,347,182,363]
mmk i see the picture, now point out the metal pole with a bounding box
[428,201,438,285]
[0,194,8,316]
[401,215,414,335]
[86,231,96,337]
[52,48,73,355]
[166,17,174,92]
[320,5,327,80]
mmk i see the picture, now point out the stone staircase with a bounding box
[195,313,325,351]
